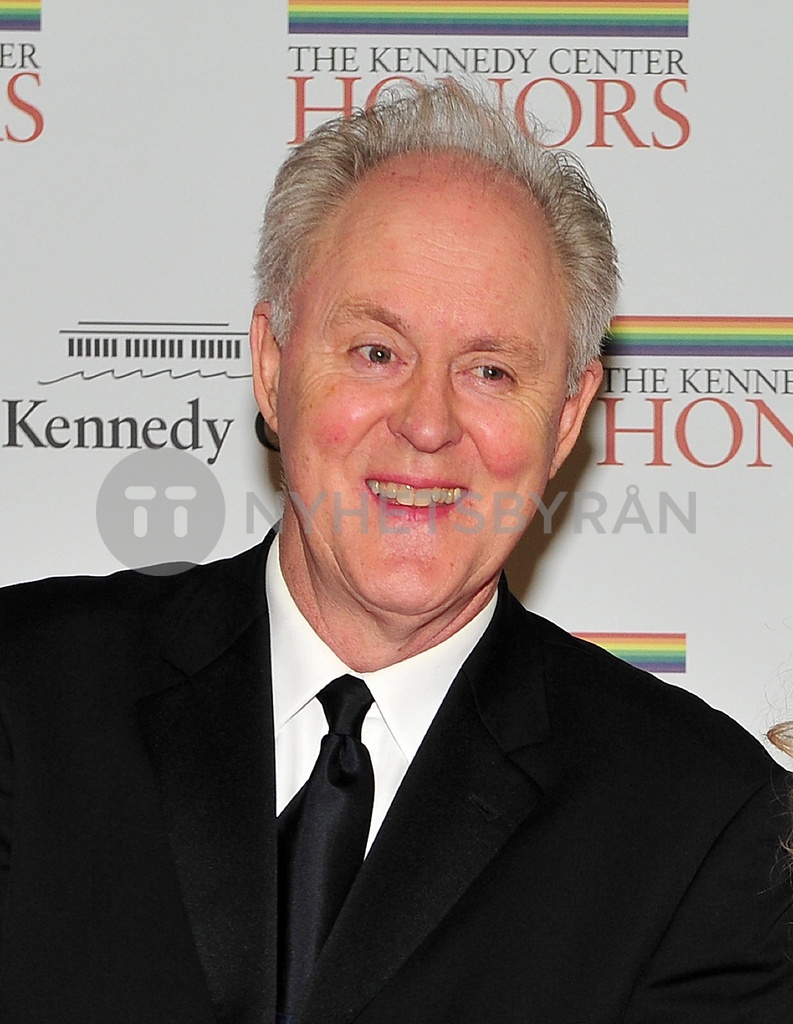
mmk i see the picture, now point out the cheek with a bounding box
[472,413,557,485]
[309,407,354,449]
[283,380,384,456]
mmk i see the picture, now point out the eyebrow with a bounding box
[465,336,528,354]
[330,301,408,335]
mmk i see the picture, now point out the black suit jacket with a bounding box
[0,535,790,1023]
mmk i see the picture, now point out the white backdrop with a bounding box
[2,1,792,746]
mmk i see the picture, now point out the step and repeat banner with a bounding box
[2,2,792,744]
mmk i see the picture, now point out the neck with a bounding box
[277,529,498,673]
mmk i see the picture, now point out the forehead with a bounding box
[317,150,553,260]
[295,151,569,346]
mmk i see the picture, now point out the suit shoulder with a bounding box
[0,542,265,627]
[0,542,269,695]
[0,563,191,648]
[503,592,778,789]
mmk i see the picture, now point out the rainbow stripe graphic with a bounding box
[606,317,793,358]
[0,0,40,30]
[288,1,689,37]
[574,632,686,673]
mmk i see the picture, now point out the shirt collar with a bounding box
[266,534,497,762]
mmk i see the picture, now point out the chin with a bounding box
[348,564,458,620]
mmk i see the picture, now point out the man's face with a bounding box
[252,152,601,627]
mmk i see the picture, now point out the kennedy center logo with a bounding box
[1,2,43,142]
[286,1,692,149]
[607,317,793,359]
[0,0,40,32]
[573,632,686,674]
[600,316,793,469]
[288,0,689,37]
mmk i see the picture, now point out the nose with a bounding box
[387,363,463,453]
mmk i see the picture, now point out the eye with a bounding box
[358,344,393,365]
[474,365,509,382]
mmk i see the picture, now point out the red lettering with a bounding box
[590,79,649,149]
[675,398,743,468]
[515,78,582,147]
[652,79,690,150]
[598,398,672,466]
[288,75,360,145]
[5,71,44,143]
[487,78,511,114]
[746,399,793,467]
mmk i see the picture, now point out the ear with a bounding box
[249,301,282,434]
[549,359,603,478]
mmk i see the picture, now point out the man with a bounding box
[0,81,790,1023]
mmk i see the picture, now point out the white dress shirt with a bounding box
[266,535,497,851]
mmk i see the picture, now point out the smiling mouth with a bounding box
[366,479,464,507]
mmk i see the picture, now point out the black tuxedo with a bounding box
[0,536,790,1022]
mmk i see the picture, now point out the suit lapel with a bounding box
[301,582,554,1024]
[136,538,277,1024]
[134,549,555,1024]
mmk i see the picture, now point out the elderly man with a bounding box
[0,82,790,1023]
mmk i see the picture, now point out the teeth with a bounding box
[366,480,462,506]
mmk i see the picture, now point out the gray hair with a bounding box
[256,79,619,391]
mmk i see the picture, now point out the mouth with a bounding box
[365,479,464,508]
